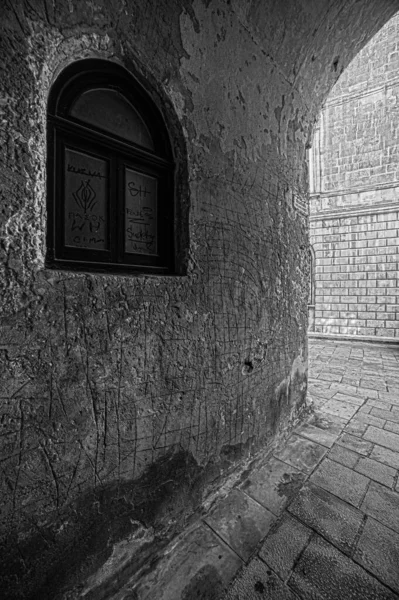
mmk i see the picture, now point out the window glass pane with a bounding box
[64,148,108,251]
[125,168,157,256]
[70,88,154,150]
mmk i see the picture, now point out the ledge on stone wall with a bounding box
[308,332,399,345]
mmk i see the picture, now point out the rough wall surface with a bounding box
[310,12,399,337]
[0,0,397,597]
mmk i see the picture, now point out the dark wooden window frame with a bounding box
[46,59,176,275]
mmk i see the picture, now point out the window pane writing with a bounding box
[125,168,157,256]
[70,89,154,150]
[64,148,108,250]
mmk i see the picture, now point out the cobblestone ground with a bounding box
[130,340,399,599]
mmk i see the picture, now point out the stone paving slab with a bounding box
[355,456,396,487]
[258,514,312,582]
[204,489,275,562]
[310,458,370,507]
[288,482,363,555]
[309,409,347,434]
[307,393,327,409]
[318,372,343,383]
[333,391,364,406]
[240,457,306,516]
[371,407,399,423]
[360,379,388,392]
[361,481,399,533]
[386,421,399,434]
[328,444,360,468]
[380,392,399,406]
[367,399,392,410]
[307,384,335,399]
[354,517,399,594]
[355,387,380,399]
[295,422,338,447]
[344,418,370,436]
[223,557,299,600]
[322,397,360,420]
[370,444,399,469]
[273,434,327,474]
[336,432,374,456]
[289,534,398,600]
[349,412,386,429]
[364,426,399,452]
[330,383,361,397]
[342,377,360,386]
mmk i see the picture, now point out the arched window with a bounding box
[46,59,175,274]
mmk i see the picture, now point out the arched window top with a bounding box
[48,58,172,161]
[69,88,154,150]
[46,59,176,275]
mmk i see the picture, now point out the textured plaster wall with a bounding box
[310,12,399,337]
[0,0,397,597]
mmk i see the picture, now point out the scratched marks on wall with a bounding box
[0,138,309,572]
[0,163,306,526]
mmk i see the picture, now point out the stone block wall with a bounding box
[321,87,399,194]
[309,12,399,337]
[311,209,399,336]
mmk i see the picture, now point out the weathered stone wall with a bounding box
[310,12,399,337]
[0,0,397,597]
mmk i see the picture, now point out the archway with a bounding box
[0,2,398,597]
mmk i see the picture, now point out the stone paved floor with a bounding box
[106,340,399,599]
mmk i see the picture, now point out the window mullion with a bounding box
[110,156,119,263]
